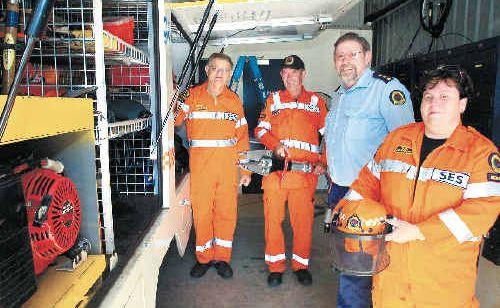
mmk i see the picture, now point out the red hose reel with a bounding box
[22,168,81,275]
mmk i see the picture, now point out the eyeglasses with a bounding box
[208,66,231,74]
[334,51,364,62]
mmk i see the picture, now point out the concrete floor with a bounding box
[156,193,339,308]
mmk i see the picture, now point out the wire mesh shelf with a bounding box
[108,117,152,140]
[68,29,149,66]
[109,130,155,195]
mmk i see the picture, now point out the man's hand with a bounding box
[239,174,251,187]
[385,218,425,243]
[274,145,290,158]
[313,163,326,175]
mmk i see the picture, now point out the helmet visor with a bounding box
[330,229,390,276]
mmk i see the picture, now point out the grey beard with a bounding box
[340,75,359,88]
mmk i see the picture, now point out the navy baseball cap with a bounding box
[281,55,305,70]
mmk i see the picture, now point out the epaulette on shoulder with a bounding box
[373,71,393,83]
[467,126,495,146]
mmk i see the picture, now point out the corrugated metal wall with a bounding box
[366,0,500,66]
[331,1,366,29]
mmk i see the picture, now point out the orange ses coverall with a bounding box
[255,88,327,272]
[175,82,250,264]
[341,123,500,307]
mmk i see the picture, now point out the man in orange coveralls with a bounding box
[336,65,500,307]
[255,55,327,287]
[175,53,251,279]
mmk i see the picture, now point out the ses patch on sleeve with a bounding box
[389,90,406,106]
[487,152,500,182]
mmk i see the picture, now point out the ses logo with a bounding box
[431,169,470,189]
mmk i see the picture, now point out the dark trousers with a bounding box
[328,183,373,308]
[337,275,372,308]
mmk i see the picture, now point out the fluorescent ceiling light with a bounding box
[188,16,332,32]
[209,33,316,46]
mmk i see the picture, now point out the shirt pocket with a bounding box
[345,116,385,140]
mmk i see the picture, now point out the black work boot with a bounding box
[214,261,233,279]
[190,261,211,278]
[267,272,283,287]
[294,269,312,286]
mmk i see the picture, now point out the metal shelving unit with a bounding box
[0,0,158,254]
[102,1,155,197]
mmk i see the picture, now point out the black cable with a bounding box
[440,32,473,43]
[186,12,219,86]
[427,37,434,53]
[220,27,257,53]
[171,13,194,46]
[150,1,216,153]
[177,0,215,89]
[439,36,446,50]
[226,27,256,38]
[403,25,422,58]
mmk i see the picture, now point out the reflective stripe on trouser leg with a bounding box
[337,274,373,308]
[190,168,216,263]
[213,167,238,262]
[288,186,315,271]
[263,184,288,273]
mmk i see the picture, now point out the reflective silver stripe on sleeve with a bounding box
[196,239,213,252]
[187,111,238,121]
[463,182,500,199]
[318,127,325,135]
[265,253,286,263]
[235,118,247,128]
[369,159,416,180]
[214,238,232,248]
[257,121,271,130]
[344,189,363,201]
[256,129,268,139]
[280,139,319,153]
[438,209,481,243]
[367,160,381,179]
[188,138,237,147]
[379,160,415,177]
[292,254,309,266]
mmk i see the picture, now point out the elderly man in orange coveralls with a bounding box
[175,53,251,279]
[336,65,500,307]
[255,55,327,287]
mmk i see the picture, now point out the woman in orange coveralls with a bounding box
[175,53,251,279]
[336,65,499,307]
